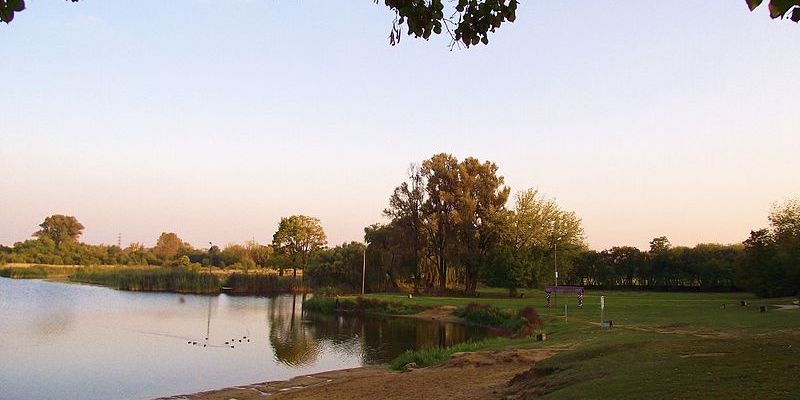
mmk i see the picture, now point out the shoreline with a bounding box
[157,347,561,400]
[158,306,552,400]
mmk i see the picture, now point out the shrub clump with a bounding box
[456,303,542,335]
[388,337,513,370]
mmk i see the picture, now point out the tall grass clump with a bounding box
[0,266,48,279]
[389,337,513,370]
[70,267,220,294]
[456,303,542,334]
[302,296,343,313]
[303,296,427,315]
[223,273,303,295]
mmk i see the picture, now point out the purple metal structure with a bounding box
[545,286,584,308]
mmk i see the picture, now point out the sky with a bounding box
[1,1,798,250]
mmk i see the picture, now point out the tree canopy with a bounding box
[371,153,586,295]
[153,232,187,260]
[33,214,84,248]
[272,215,328,277]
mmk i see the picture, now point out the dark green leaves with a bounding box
[2,0,76,25]
[746,0,764,11]
[0,0,25,23]
[381,0,519,48]
[748,0,800,21]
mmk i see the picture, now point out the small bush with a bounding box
[455,303,542,335]
[389,337,513,370]
[456,303,527,332]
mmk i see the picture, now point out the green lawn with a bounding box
[360,289,800,399]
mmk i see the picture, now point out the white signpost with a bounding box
[600,295,605,324]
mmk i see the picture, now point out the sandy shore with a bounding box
[159,347,560,400]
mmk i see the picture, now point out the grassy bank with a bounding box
[303,296,427,315]
[368,289,800,399]
[389,337,518,370]
[70,266,221,294]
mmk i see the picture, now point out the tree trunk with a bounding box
[438,251,447,291]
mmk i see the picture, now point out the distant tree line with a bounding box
[560,199,799,298]
[2,169,797,299]
[0,214,318,274]
[565,238,744,292]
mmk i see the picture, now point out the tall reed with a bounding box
[0,266,48,279]
[70,267,220,294]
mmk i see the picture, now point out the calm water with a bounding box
[0,278,490,400]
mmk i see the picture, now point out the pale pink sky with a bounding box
[1,1,798,250]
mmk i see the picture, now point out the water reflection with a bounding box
[268,294,492,366]
[0,279,491,400]
[268,293,321,366]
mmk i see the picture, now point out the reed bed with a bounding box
[0,265,77,279]
[70,267,221,294]
[0,265,49,279]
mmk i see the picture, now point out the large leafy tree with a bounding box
[420,153,461,291]
[153,232,187,261]
[33,214,84,248]
[364,223,413,291]
[493,189,585,292]
[453,157,510,294]
[384,164,427,289]
[306,241,366,292]
[272,215,327,278]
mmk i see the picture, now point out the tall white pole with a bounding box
[554,240,558,306]
[361,244,366,295]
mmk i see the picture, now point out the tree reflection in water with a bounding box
[268,294,493,366]
[268,293,322,366]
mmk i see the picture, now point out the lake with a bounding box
[0,278,490,400]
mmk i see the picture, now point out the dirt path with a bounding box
[405,305,465,323]
[160,348,562,400]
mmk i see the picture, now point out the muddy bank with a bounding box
[159,348,560,400]
[403,305,466,323]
